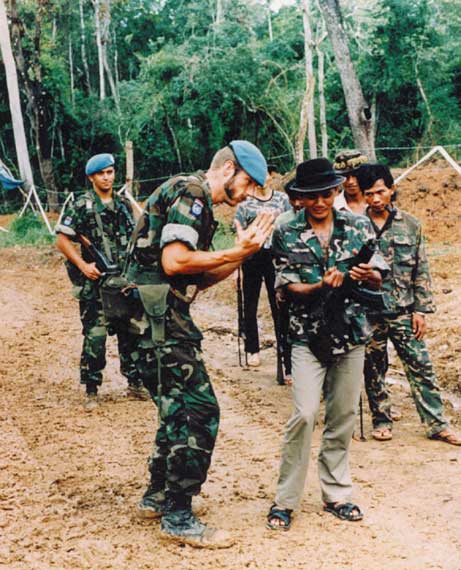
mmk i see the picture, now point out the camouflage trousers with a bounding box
[134,341,220,498]
[364,313,448,437]
[79,296,139,388]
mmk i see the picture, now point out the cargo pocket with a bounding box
[137,284,170,345]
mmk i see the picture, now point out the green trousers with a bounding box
[364,313,448,437]
[135,341,220,498]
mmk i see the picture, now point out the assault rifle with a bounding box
[307,243,385,367]
[236,267,248,367]
[78,234,119,276]
[340,244,385,310]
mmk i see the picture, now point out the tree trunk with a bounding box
[79,0,92,94]
[267,2,273,41]
[318,0,375,159]
[93,0,105,99]
[317,46,328,157]
[216,0,223,26]
[7,0,60,212]
[303,0,317,159]
[69,38,75,108]
[415,60,434,144]
[125,140,134,195]
[98,0,119,109]
[0,0,35,187]
[295,0,316,163]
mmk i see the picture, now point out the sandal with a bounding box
[266,503,293,531]
[324,502,363,522]
[371,427,392,441]
[430,429,461,446]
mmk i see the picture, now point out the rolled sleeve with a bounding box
[160,223,199,250]
[54,222,77,237]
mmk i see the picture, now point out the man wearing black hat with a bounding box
[333,150,369,215]
[266,158,387,530]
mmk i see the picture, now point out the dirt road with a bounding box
[1,247,460,570]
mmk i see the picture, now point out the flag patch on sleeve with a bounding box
[190,199,204,217]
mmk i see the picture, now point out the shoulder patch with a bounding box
[190,198,204,218]
[63,215,73,226]
[86,199,93,210]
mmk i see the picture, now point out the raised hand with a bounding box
[235,212,274,255]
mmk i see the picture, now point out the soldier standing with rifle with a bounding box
[56,153,148,411]
[126,141,273,548]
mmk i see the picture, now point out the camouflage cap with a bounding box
[333,150,368,175]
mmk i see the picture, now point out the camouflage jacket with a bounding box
[367,207,435,314]
[126,171,217,343]
[272,208,387,354]
[235,190,290,250]
[55,189,135,299]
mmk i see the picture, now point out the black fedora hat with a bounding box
[285,158,345,193]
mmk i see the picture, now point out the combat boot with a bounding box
[127,381,150,401]
[83,392,98,412]
[138,486,207,519]
[137,486,167,519]
[160,495,233,549]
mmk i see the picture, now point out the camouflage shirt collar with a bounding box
[87,189,119,213]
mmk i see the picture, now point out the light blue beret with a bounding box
[229,140,268,187]
[85,153,115,176]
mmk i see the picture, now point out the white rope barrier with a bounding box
[395,146,461,184]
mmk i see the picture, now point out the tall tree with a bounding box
[295,0,316,163]
[8,0,60,211]
[318,0,375,158]
[0,0,34,186]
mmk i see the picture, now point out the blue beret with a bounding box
[85,153,115,176]
[229,140,268,187]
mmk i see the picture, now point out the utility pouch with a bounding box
[100,274,143,323]
[137,283,170,345]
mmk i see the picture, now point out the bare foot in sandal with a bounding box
[371,426,392,441]
[430,429,461,446]
[266,503,293,531]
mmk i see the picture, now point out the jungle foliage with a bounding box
[1,0,460,207]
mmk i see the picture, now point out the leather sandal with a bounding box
[430,429,461,446]
[266,503,293,531]
[371,427,393,441]
[324,502,363,522]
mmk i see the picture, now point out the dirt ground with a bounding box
[1,165,461,569]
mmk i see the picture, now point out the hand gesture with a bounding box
[235,212,274,255]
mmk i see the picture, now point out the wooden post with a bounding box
[125,140,134,196]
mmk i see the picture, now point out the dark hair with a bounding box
[356,163,394,191]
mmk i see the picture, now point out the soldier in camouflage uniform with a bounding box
[267,159,387,531]
[56,153,147,411]
[358,163,461,445]
[126,141,273,548]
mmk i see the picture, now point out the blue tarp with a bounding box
[0,166,23,191]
